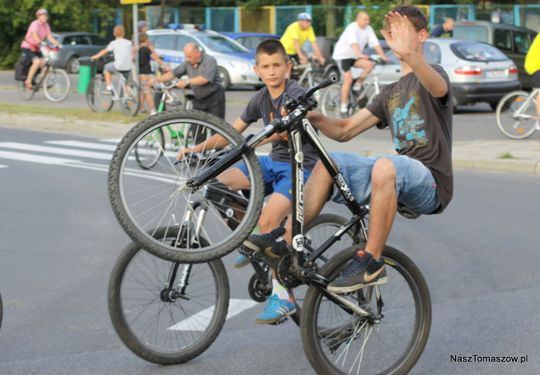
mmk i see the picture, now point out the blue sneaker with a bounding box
[233,253,250,269]
[255,294,296,324]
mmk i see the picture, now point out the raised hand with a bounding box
[380,11,422,60]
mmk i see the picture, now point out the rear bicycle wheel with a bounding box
[121,80,140,117]
[108,110,265,263]
[108,233,229,365]
[86,76,113,112]
[301,246,431,375]
[496,91,537,139]
[134,127,165,170]
[290,214,364,326]
[43,68,70,102]
[321,84,342,117]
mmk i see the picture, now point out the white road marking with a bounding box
[46,140,117,152]
[167,298,258,331]
[99,138,121,143]
[0,150,79,165]
[0,164,7,168]
[0,142,113,161]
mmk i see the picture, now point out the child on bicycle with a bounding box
[176,39,319,324]
[248,6,453,294]
[91,26,133,92]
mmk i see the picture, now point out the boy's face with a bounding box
[254,53,291,88]
[382,15,428,61]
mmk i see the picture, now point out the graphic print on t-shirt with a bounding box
[388,91,427,151]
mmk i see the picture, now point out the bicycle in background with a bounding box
[86,59,139,117]
[15,45,70,102]
[320,57,384,118]
[496,88,540,139]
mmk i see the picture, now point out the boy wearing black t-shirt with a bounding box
[248,6,454,293]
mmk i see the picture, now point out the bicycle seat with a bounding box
[397,204,420,220]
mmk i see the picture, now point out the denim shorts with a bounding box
[330,152,440,214]
[236,155,312,201]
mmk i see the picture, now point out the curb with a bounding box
[453,159,540,176]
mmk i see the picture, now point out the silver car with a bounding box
[147,28,259,89]
[366,38,520,111]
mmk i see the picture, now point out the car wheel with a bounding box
[451,94,459,113]
[67,57,80,74]
[217,67,231,90]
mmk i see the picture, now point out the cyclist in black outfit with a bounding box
[138,33,167,115]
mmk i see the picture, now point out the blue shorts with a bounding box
[330,153,440,214]
[236,156,312,201]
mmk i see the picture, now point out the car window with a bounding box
[241,37,265,50]
[63,35,89,45]
[153,35,177,50]
[177,35,199,51]
[197,35,248,53]
[453,26,488,43]
[512,31,531,54]
[90,35,107,46]
[450,42,508,62]
[494,29,512,51]
[423,42,441,64]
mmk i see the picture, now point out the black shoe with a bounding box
[327,249,387,293]
[243,227,288,258]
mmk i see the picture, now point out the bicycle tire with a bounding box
[134,127,165,170]
[290,214,363,326]
[43,68,70,102]
[320,84,342,118]
[86,76,113,112]
[496,91,537,139]
[301,245,431,375]
[108,110,265,263]
[16,81,35,100]
[108,233,229,365]
[121,80,140,117]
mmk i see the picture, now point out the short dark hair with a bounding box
[255,39,288,63]
[385,5,428,32]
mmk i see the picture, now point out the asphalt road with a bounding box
[0,127,539,375]
[0,70,519,142]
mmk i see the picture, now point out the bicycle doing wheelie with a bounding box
[108,77,432,374]
[16,44,70,102]
[496,87,540,139]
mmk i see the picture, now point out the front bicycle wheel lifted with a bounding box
[108,110,265,263]
[301,245,431,375]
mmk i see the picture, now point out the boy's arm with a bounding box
[307,108,380,142]
[382,12,448,98]
[91,48,109,61]
[176,118,249,159]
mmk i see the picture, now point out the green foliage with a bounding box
[0,0,117,69]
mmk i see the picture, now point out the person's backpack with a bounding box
[14,53,33,81]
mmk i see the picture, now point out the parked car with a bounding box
[221,32,279,53]
[147,26,259,89]
[52,32,108,74]
[453,21,537,89]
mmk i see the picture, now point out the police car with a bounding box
[147,24,259,89]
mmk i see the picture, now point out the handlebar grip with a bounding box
[304,75,338,99]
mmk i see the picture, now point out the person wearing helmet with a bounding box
[280,13,325,67]
[20,9,61,90]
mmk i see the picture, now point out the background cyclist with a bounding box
[524,32,540,126]
[332,11,389,117]
[280,13,325,75]
[20,8,61,90]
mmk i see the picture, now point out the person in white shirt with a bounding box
[91,26,134,91]
[333,11,389,116]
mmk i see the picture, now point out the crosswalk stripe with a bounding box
[46,140,117,152]
[167,298,258,331]
[99,138,122,143]
[0,142,112,160]
[0,150,79,165]
[0,164,8,168]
